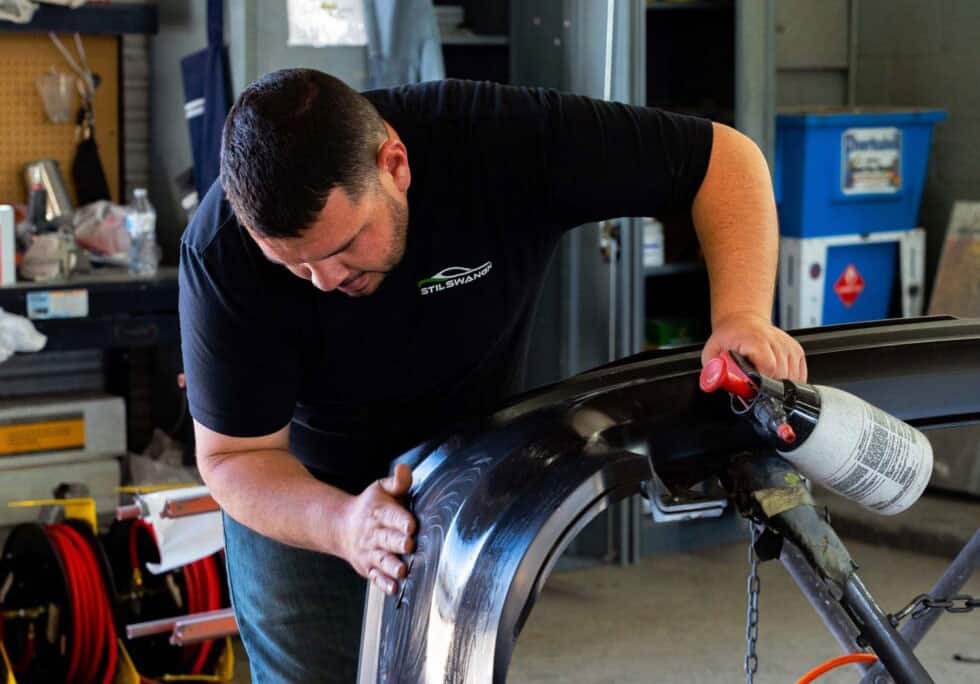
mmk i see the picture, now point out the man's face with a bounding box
[251,182,409,297]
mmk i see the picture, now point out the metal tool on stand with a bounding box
[702,352,976,684]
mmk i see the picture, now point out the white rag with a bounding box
[0,307,47,363]
[140,486,224,575]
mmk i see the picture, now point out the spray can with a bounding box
[700,352,933,515]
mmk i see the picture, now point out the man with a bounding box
[179,69,806,681]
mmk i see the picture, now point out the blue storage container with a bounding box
[822,241,898,324]
[776,108,946,238]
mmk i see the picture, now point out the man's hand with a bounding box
[701,311,807,382]
[338,463,417,596]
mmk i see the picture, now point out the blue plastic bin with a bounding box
[776,108,946,238]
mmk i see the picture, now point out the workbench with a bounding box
[0,267,178,351]
[0,268,182,453]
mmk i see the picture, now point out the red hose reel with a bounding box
[0,516,228,683]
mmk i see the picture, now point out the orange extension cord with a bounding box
[797,653,879,683]
[46,523,118,684]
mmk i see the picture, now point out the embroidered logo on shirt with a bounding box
[417,261,493,296]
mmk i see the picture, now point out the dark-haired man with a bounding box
[179,69,806,681]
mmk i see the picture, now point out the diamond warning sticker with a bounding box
[834,264,865,308]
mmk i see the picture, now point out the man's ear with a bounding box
[378,139,411,193]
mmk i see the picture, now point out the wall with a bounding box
[0,34,119,205]
[251,2,368,91]
[772,0,975,298]
[149,0,369,262]
[854,0,980,291]
[149,0,207,263]
[775,0,851,108]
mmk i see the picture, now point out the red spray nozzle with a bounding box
[776,422,797,444]
[699,352,757,399]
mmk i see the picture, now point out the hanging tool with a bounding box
[49,32,111,205]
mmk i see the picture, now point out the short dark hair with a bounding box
[220,69,387,238]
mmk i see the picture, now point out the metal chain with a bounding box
[744,524,761,684]
[889,593,980,626]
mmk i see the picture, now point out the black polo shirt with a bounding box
[179,79,712,492]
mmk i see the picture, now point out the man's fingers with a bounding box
[701,315,809,383]
[367,568,398,596]
[379,464,413,496]
[373,526,414,554]
[375,551,407,579]
[701,338,724,368]
[373,503,416,536]
[774,334,806,382]
[368,550,409,595]
[770,342,790,380]
[739,341,777,379]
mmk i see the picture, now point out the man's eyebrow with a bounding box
[261,227,361,266]
[317,231,359,260]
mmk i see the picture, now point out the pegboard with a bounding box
[0,33,119,207]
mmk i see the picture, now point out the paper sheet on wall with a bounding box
[287,0,368,47]
[141,486,225,575]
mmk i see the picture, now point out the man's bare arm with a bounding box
[194,419,416,594]
[692,122,807,382]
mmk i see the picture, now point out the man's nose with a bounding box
[308,259,351,292]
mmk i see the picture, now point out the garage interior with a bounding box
[0,1,977,683]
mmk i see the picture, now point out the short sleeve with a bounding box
[523,89,714,228]
[364,80,713,232]
[179,239,303,437]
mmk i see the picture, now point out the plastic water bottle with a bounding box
[126,188,158,276]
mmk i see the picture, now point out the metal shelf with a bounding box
[0,4,158,35]
[646,1,733,11]
[442,31,508,46]
[644,261,706,277]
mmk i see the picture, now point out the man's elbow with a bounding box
[195,446,221,488]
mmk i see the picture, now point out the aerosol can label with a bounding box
[778,386,933,515]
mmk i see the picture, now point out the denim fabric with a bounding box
[223,513,366,683]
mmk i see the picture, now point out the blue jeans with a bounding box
[223,513,366,683]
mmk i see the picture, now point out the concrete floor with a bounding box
[229,535,978,682]
[818,489,980,557]
[509,538,980,683]
[225,477,979,683]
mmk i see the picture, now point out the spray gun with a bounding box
[700,351,933,516]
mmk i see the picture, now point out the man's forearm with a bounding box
[692,122,779,326]
[201,448,352,556]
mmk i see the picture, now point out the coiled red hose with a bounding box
[46,523,118,684]
[182,555,222,674]
[127,520,222,676]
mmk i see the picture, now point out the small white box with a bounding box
[0,205,15,285]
